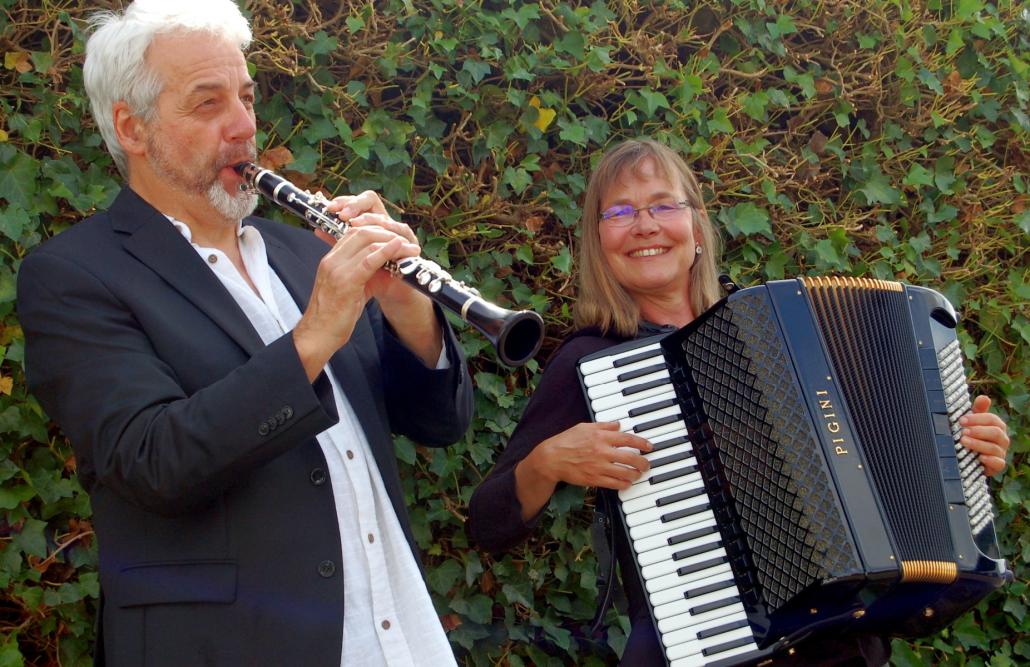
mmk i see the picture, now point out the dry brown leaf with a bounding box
[440,613,463,631]
[260,146,294,170]
[5,51,32,74]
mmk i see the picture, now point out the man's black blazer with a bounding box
[17,187,473,666]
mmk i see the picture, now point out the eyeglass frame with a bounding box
[599,200,693,227]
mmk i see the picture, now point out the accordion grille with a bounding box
[803,277,954,561]
[678,291,858,609]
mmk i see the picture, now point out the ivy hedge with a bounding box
[1,0,1027,665]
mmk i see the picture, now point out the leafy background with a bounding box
[1,0,1027,664]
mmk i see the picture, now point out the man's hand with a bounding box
[294,191,442,380]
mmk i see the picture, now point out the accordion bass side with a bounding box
[577,277,1010,666]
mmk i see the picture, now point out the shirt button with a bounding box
[346,450,354,460]
[207,254,218,264]
[309,468,327,486]
[381,619,391,630]
[367,533,375,544]
[317,560,335,578]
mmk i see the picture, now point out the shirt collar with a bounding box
[165,215,247,245]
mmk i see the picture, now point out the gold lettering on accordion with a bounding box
[816,389,848,455]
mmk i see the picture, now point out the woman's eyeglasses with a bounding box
[600,201,691,227]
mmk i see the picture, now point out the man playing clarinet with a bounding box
[16,0,472,664]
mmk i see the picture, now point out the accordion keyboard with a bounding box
[580,340,759,667]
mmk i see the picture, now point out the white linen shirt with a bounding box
[168,218,457,667]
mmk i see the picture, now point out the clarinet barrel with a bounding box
[235,161,544,366]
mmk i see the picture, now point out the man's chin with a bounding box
[207,182,259,222]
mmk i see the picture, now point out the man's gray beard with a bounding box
[207,181,258,221]
[146,131,257,223]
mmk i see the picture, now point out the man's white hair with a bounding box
[83,0,252,178]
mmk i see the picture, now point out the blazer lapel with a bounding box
[111,188,265,356]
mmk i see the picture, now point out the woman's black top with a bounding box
[467,327,890,666]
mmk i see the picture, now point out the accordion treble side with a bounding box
[578,277,1010,666]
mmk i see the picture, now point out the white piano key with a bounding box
[587,369,671,403]
[579,341,663,375]
[619,461,699,503]
[624,491,709,527]
[657,593,747,635]
[669,639,759,667]
[621,476,705,515]
[667,626,757,664]
[646,562,726,597]
[632,520,718,556]
[582,355,668,388]
[637,527,721,566]
[589,378,675,409]
[661,609,749,652]
[628,508,716,541]
[646,559,737,601]
[648,562,734,606]
[595,390,678,423]
[643,543,727,584]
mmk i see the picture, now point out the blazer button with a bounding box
[283,405,293,419]
[258,423,270,436]
[318,560,336,578]
[310,468,327,486]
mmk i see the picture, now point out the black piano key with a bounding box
[690,595,741,615]
[661,502,710,523]
[651,434,689,452]
[650,449,693,470]
[656,486,707,507]
[697,618,750,640]
[633,413,682,433]
[702,635,757,657]
[617,362,667,383]
[673,540,723,561]
[676,555,728,575]
[669,525,719,546]
[650,463,699,485]
[628,398,678,418]
[684,579,736,599]
[613,347,663,368]
[623,376,671,396]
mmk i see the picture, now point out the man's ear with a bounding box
[113,101,147,157]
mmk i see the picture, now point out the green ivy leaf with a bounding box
[426,558,462,596]
[0,148,39,209]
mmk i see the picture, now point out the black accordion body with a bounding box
[577,277,1009,667]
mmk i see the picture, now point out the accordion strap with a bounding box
[589,488,618,635]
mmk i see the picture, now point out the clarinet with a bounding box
[235,162,544,367]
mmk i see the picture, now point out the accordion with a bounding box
[577,277,1009,667]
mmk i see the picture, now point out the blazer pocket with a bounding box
[114,560,237,608]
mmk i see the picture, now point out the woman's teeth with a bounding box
[631,247,666,257]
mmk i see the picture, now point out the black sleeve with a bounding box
[16,248,339,516]
[466,334,616,553]
[373,301,473,446]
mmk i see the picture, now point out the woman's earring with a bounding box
[695,244,703,255]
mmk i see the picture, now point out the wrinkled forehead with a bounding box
[145,30,248,89]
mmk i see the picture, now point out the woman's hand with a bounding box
[960,395,1009,477]
[514,422,652,521]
